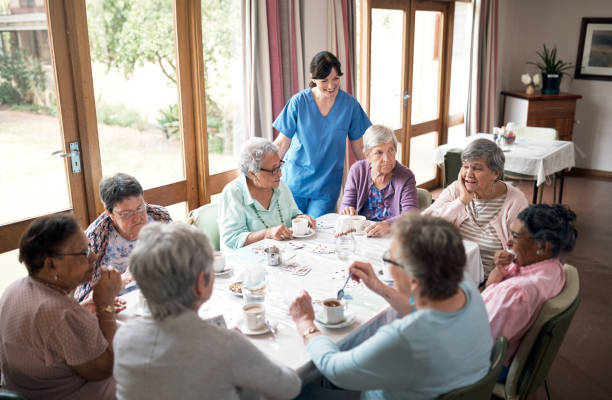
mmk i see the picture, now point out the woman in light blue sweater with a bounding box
[290,214,492,400]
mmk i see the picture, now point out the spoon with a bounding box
[337,272,353,300]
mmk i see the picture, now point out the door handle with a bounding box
[52,142,81,173]
[403,91,411,108]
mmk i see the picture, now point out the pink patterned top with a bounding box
[0,277,115,399]
[481,258,565,365]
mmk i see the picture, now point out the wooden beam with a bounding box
[208,169,240,195]
[410,119,441,137]
[0,209,73,254]
[143,181,188,207]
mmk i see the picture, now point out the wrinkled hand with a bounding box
[494,250,515,268]
[114,297,127,313]
[486,265,506,288]
[92,267,122,307]
[299,215,317,230]
[340,207,357,216]
[289,290,315,324]
[266,224,293,241]
[457,171,473,205]
[349,261,384,295]
[365,221,390,237]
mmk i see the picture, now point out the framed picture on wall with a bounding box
[575,17,612,81]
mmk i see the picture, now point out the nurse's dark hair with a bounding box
[517,204,577,258]
[19,214,82,276]
[391,214,465,301]
[309,51,343,88]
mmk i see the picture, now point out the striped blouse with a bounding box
[459,194,506,277]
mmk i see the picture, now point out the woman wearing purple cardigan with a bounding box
[340,125,418,237]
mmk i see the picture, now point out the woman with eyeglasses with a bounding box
[74,173,172,303]
[219,137,316,249]
[0,215,122,399]
[289,214,492,399]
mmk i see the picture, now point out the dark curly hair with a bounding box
[517,204,577,258]
[19,215,82,276]
[309,51,343,88]
[391,214,466,300]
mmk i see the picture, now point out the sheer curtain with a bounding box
[466,0,500,135]
[327,0,356,96]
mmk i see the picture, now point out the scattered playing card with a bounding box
[293,266,312,276]
[312,244,334,254]
[286,241,305,250]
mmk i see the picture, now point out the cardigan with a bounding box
[340,160,418,223]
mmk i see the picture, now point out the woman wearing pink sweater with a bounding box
[424,139,528,278]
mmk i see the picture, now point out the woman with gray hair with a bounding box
[113,222,301,399]
[340,124,418,237]
[424,138,528,277]
[289,214,492,398]
[74,172,171,303]
[218,137,316,249]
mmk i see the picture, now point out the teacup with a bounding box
[350,215,367,232]
[292,217,309,236]
[213,251,226,272]
[243,303,266,331]
[321,298,348,324]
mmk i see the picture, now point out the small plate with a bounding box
[228,281,243,297]
[215,265,233,277]
[292,228,315,238]
[238,319,271,335]
[314,311,355,329]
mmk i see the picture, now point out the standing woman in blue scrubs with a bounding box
[273,51,372,218]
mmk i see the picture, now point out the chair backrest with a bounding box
[187,202,220,251]
[416,188,432,211]
[437,336,508,400]
[495,264,580,400]
[443,148,463,188]
[515,126,558,141]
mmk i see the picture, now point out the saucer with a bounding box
[238,319,271,335]
[292,228,315,238]
[314,311,355,329]
[215,265,233,277]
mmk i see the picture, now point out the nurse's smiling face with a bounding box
[311,68,341,99]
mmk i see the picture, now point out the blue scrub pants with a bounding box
[293,196,337,218]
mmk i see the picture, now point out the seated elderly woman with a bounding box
[113,222,301,399]
[482,204,577,379]
[219,137,315,249]
[290,214,492,399]
[424,138,528,277]
[340,124,418,237]
[74,172,171,302]
[0,215,121,400]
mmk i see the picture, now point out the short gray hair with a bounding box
[363,125,397,155]
[99,173,143,212]
[129,222,214,321]
[391,214,465,301]
[238,137,279,176]
[461,138,505,177]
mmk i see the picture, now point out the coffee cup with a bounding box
[213,251,226,273]
[350,215,367,232]
[243,303,266,330]
[292,217,309,236]
[321,298,348,324]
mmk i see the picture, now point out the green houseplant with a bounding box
[527,44,573,95]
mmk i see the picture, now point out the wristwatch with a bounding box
[97,304,114,314]
[302,326,320,339]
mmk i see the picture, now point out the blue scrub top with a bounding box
[273,88,372,201]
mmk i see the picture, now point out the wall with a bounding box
[500,0,612,172]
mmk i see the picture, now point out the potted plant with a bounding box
[527,44,573,95]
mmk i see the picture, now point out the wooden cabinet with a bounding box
[501,91,582,141]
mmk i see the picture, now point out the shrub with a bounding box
[0,49,46,105]
[96,100,146,130]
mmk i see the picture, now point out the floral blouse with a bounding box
[362,183,392,221]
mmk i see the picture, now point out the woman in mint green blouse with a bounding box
[218,138,316,250]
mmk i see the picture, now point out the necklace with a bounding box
[250,201,284,229]
[32,277,69,296]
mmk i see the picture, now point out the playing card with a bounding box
[293,266,312,276]
[312,244,334,254]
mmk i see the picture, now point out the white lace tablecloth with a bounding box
[118,213,483,382]
[432,133,575,186]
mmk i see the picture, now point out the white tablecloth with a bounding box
[432,133,575,185]
[118,213,483,381]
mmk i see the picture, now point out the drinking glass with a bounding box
[352,231,367,256]
[335,234,356,262]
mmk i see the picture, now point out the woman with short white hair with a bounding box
[113,222,301,399]
[340,124,418,237]
[218,137,315,249]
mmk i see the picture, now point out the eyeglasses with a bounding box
[259,160,285,175]
[382,250,404,269]
[56,248,92,258]
[114,204,146,219]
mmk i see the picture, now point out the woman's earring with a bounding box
[536,248,543,255]
[54,274,59,281]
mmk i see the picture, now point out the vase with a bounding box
[525,84,535,95]
[542,73,561,95]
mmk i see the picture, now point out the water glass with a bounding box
[335,235,356,262]
[352,231,367,256]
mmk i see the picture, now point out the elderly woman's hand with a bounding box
[494,250,515,268]
[266,224,293,241]
[365,221,390,237]
[92,267,122,308]
[457,171,474,205]
[289,290,315,324]
[349,261,384,295]
[298,214,317,230]
[340,207,357,216]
